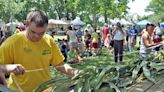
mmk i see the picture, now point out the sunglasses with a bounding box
[146,23,155,27]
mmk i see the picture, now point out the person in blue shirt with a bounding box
[128,25,138,51]
[76,28,83,42]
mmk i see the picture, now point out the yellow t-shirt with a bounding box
[0,32,64,92]
[14,28,21,34]
[91,32,99,43]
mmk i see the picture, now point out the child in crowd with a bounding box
[84,30,92,52]
[58,39,68,62]
[67,43,79,64]
[78,38,84,56]
[91,29,99,56]
[97,28,102,54]
[104,34,113,52]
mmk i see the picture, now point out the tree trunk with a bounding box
[93,15,97,29]
[71,12,76,20]
[66,10,70,20]
[104,11,108,23]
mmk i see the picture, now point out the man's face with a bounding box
[147,26,154,34]
[27,22,47,42]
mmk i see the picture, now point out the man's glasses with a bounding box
[28,26,46,36]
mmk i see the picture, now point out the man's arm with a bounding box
[0,64,25,85]
[54,62,79,76]
[0,64,25,75]
[143,34,159,48]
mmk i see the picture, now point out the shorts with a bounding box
[69,42,78,48]
[85,40,90,48]
[92,42,98,49]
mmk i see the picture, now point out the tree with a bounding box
[0,0,25,22]
[66,0,129,26]
[0,0,130,25]
[146,0,164,22]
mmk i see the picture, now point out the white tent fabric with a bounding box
[120,19,133,25]
[6,22,17,26]
[136,20,152,26]
[110,19,132,25]
[48,19,68,25]
[71,17,85,25]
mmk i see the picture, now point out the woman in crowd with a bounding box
[112,22,125,63]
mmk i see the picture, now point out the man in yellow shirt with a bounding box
[0,10,79,92]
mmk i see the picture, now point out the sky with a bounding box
[127,0,153,16]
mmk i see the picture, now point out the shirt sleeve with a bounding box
[0,40,14,64]
[50,38,64,66]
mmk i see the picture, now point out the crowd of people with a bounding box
[1,18,163,64]
[56,22,164,64]
[0,10,164,91]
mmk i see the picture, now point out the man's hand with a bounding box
[5,64,25,75]
[55,62,80,76]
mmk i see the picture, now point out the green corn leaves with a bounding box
[33,47,164,92]
[143,65,156,83]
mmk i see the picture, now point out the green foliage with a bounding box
[34,46,164,92]
[0,0,25,22]
[66,0,129,23]
[0,0,129,25]
[146,0,164,22]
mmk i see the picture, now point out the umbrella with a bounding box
[160,22,164,28]
[71,17,85,25]
[48,19,68,25]
[6,22,17,26]
[136,20,152,26]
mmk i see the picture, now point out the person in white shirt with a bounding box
[112,22,125,63]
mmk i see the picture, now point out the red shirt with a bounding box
[103,27,109,41]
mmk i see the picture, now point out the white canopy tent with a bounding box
[48,19,69,29]
[48,19,68,25]
[71,17,85,26]
[6,22,18,27]
[110,19,133,25]
[120,19,133,25]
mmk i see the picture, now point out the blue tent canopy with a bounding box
[136,20,152,26]
[160,22,164,28]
